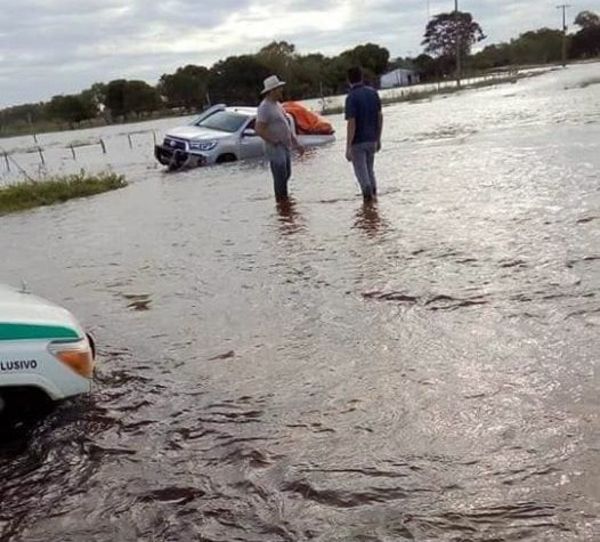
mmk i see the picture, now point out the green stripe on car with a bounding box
[0,323,80,341]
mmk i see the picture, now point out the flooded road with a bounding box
[1,63,599,541]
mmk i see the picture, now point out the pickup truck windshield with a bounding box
[196,111,248,133]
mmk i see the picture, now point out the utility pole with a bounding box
[455,0,462,88]
[556,4,571,67]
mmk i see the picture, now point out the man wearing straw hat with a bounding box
[256,75,304,201]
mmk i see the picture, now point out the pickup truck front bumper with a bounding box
[154,145,207,171]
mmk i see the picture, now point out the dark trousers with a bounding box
[351,141,378,199]
[268,145,292,200]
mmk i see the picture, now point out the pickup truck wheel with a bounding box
[216,153,237,164]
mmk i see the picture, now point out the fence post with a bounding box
[37,147,45,166]
[70,145,76,160]
[127,133,133,149]
[152,130,157,146]
[100,139,107,154]
[33,133,38,144]
[4,152,9,172]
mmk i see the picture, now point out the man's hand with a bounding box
[376,140,382,152]
[295,142,306,156]
[345,146,353,162]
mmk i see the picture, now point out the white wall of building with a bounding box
[380,69,421,89]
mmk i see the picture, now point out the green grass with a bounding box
[0,171,127,215]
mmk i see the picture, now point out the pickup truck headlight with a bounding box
[189,140,218,151]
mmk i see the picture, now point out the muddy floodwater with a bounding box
[1,64,599,541]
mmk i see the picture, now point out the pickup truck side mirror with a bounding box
[243,128,257,137]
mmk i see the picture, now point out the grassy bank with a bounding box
[0,171,127,215]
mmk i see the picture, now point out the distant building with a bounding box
[380,68,421,89]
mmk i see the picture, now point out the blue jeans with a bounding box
[267,145,292,200]
[351,142,377,199]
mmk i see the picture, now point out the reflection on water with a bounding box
[353,201,387,239]
[1,64,599,541]
[275,198,304,236]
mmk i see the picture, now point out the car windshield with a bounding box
[195,111,248,133]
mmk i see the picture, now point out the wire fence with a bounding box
[0,129,162,184]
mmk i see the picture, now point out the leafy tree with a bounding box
[257,41,297,71]
[0,103,47,133]
[412,53,437,80]
[81,83,107,110]
[471,43,513,70]
[574,10,600,30]
[257,41,300,96]
[571,11,600,58]
[510,29,564,64]
[46,94,97,124]
[293,53,328,97]
[105,79,161,117]
[209,55,271,104]
[423,11,485,65]
[124,81,162,114]
[322,54,353,94]
[105,79,128,117]
[159,65,209,109]
[341,43,390,76]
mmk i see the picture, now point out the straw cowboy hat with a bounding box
[261,75,286,95]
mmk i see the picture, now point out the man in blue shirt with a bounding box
[345,66,383,201]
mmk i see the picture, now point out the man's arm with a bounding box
[346,118,356,162]
[345,94,356,162]
[289,119,305,155]
[376,92,383,152]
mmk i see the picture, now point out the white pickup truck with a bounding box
[0,284,95,419]
[155,103,336,171]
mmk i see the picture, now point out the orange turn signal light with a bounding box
[49,339,94,379]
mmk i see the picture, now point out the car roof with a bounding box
[225,106,257,117]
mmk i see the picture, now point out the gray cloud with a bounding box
[0,0,590,106]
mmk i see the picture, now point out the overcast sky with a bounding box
[0,0,589,107]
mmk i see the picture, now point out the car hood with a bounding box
[165,126,233,141]
[0,284,84,341]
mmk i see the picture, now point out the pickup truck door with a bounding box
[238,118,265,159]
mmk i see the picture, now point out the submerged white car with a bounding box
[0,284,95,418]
[155,103,336,171]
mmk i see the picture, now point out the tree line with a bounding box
[397,9,599,79]
[0,42,390,134]
[1,10,598,135]
[471,10,600,70]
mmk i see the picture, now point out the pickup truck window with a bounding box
[197,111,248,133]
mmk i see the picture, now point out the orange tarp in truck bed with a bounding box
[282,102,335,136]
